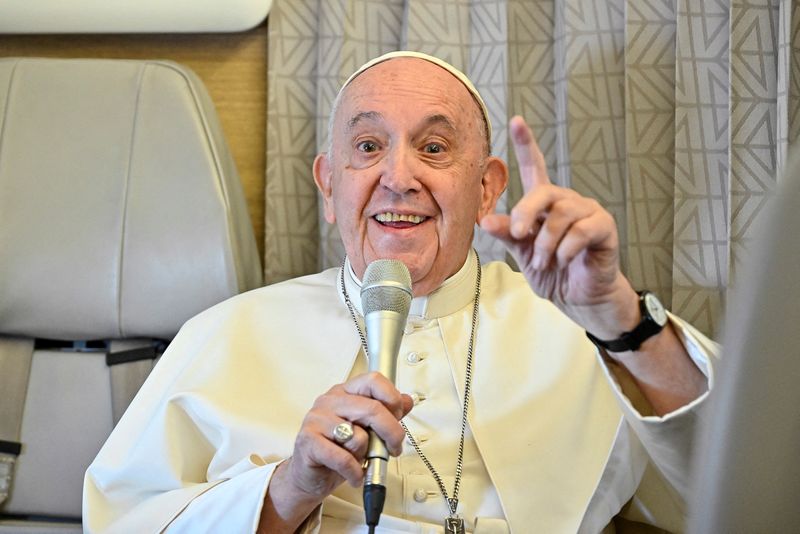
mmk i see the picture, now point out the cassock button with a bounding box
[413,488,428,503]
[410,392,426,406]
[406,351,425,364]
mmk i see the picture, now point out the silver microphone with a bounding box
[360,259,412,531]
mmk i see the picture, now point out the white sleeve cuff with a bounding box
[164,456,278,533]
[596,311,718,422]
[594,314,721,497]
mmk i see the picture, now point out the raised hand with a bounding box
[480,115,639,339]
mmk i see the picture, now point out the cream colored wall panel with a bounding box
[0,0,272,33]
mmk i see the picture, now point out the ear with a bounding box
[476,156,508,222]
[313,153,336,224]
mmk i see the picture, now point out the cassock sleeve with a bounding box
[83,271,357,534]
[82,312,286,534]
[590,313,719,531]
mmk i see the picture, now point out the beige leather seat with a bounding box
[688,154,800,532]
[0,57,262,532]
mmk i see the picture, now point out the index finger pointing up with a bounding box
[510,115,550,192]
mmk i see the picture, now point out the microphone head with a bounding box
[361,259,412,315]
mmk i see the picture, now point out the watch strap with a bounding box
[585,291,666,352]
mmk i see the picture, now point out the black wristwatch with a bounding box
[585,291,668,352]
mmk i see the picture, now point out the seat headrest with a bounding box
[0,58,262,340]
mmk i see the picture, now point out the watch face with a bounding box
[644,292,668,326]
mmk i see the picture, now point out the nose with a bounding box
[379,145,422,194]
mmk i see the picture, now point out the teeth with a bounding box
[375,213,426,224]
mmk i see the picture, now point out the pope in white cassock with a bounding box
[83,51,717,533]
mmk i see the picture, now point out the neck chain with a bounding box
[339,252,481,533]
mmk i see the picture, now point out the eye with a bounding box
[423,143,443,154]
[357,140,378,153]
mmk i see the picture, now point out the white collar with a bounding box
[340,249,478,320]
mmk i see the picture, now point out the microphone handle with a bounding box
[363,310,404,472]
[363,309,405,529]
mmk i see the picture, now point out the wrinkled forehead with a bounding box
[333,51,492,147]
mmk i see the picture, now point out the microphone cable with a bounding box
[364,483,386,533]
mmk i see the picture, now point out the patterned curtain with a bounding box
[266,0,799,338]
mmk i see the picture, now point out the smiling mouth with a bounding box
[374,212,428,225]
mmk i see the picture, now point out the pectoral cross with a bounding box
[444,516,465,534]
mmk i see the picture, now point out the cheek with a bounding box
[333,181,370,228]
[453,176,483,214]
[438,189,480,239]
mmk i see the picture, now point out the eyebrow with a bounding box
[346,111,382,132]
[346,112,457,135]
[422,114,457,135]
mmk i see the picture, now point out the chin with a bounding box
[407,262,448,295]
[390,254,428,275]
[374,254,431,288]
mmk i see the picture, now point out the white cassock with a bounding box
[83,250,716,533]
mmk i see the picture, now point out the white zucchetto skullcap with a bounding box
[336,50,492,149]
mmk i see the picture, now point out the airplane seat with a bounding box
[0,57,263,532]
[687,150,800,532]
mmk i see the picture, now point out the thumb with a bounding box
[479,213,513,243]
[480,214,533,268]
[400,394,414,418]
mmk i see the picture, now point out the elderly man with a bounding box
[83,52,714,533]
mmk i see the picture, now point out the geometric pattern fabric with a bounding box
[266,0,798,337]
